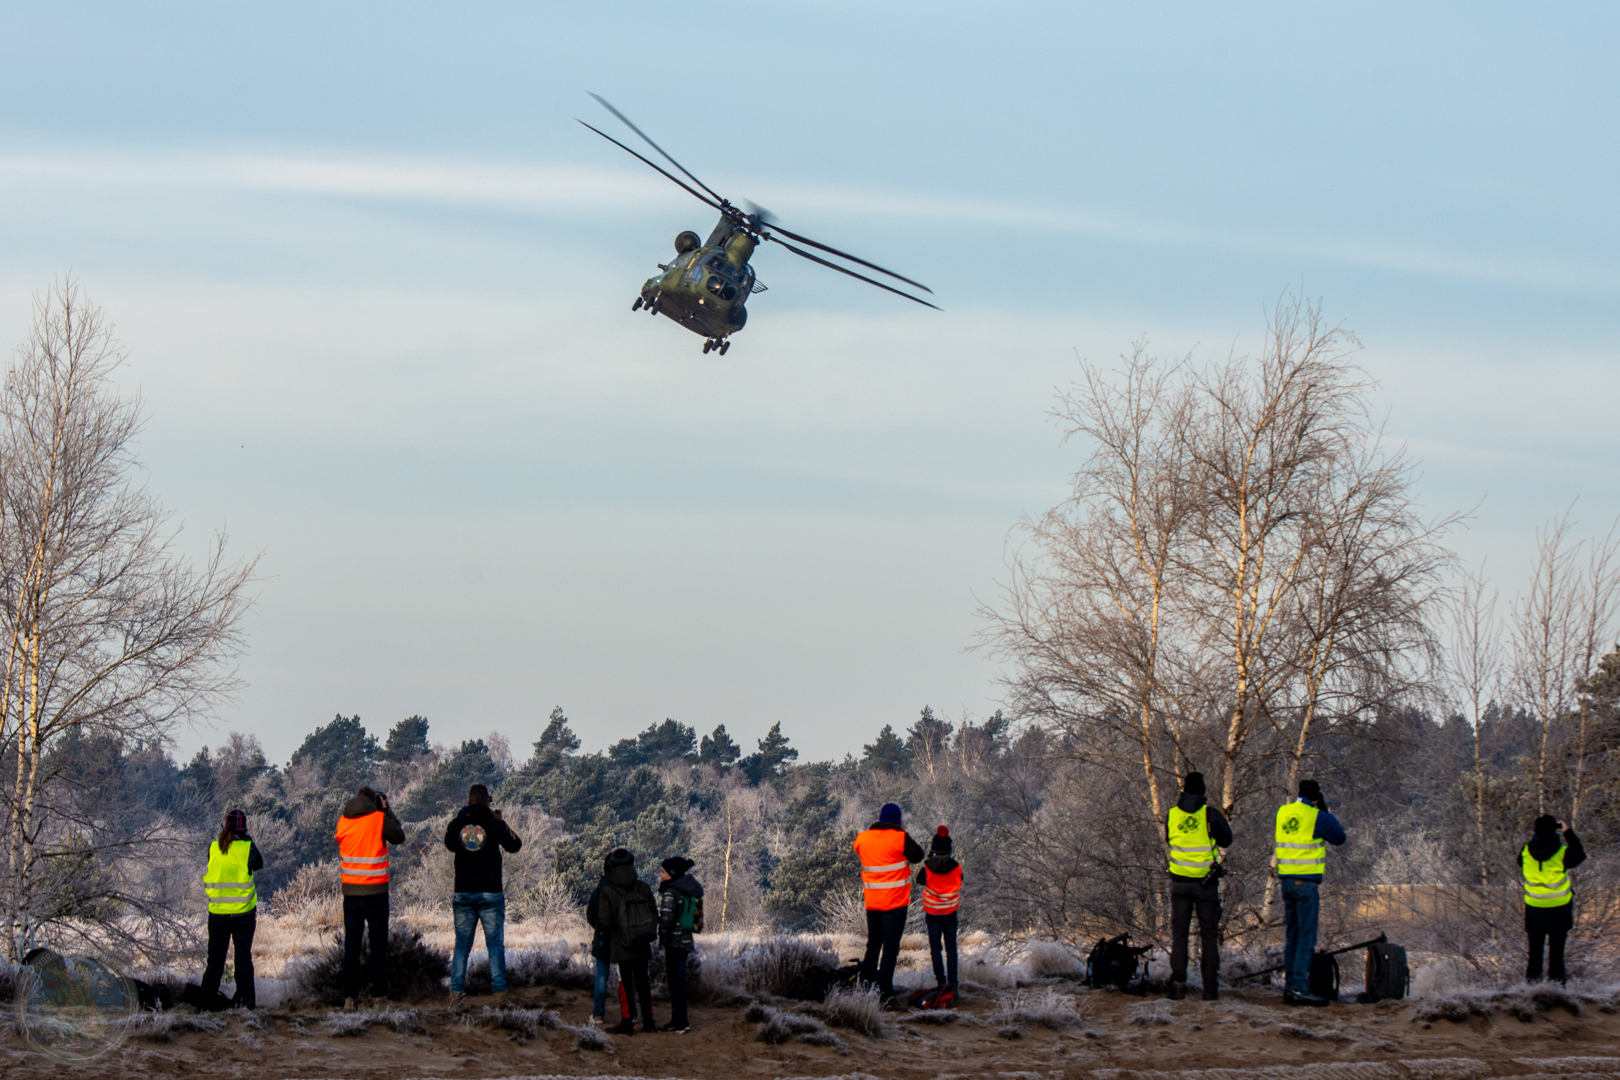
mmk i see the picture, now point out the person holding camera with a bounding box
[1166,772,1232,1000]
[335,785,405,1009]
[444,784,523,1007]
[1523,815,1585,983]
[1274,778,1345,1006]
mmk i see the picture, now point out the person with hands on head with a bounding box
[444,784,522,1007]
[656,856,703,1033]
[853,802,926,1001]
[335,785,405,1010]
[1166,772,1232,1001]
[201,808,263,1009]
[1523,815,1585,984]
[1274,778,1346,1006]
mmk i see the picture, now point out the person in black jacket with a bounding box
[1166,772,1233,1001]
[443,785,522,1006]
[656,857,703,1033]
[595,847,658,1035]
[1524,815,1586,983]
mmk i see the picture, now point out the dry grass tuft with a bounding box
[995,987,1091,1031]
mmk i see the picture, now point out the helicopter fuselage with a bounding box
[638,216,760,340]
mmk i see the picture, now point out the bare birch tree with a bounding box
[1446,560,1502,884]
[0,280,256,960]
[1509,513,1586,817]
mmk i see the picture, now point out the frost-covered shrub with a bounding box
[289,928,450,1005]
[824,984,883,1037]
[476,1006,565,1038]
[696,935,838,1002]
[458,943,591,994]
[1024,940,1083,979]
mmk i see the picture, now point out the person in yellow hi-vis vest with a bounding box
[1166,773,1232,1001]
[1523,815,1585,983]
[1275,779,1345,1006]
[201,809,264,1009]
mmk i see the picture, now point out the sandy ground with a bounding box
[3,978,1618,1080]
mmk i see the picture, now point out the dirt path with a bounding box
[3,982,1615,1079]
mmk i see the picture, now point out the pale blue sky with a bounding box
[1,3,1615,764]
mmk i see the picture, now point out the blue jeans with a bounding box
[1281,878,1320,993]
[926,912,958,987]
[592,957,610,1018]
[450,892,506,993]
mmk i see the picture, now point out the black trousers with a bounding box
[201,912,257,1008]
[619,957,654,1027]
[859,907,907,995]
[1169,877,1221,992]
[1526,902,1573,983]
[342,893,390,998]
[666,948,690,1027]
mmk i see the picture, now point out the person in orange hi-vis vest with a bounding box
[916,826,961,990]
[852,802,924,999]
[335,785,405,1009]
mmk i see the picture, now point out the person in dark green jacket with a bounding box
[585,856,626,1026]
[593,848,657,1035]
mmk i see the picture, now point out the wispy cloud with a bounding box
[2,146,1615,295]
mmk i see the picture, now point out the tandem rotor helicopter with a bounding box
[579,94,937,355]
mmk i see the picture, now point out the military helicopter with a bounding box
[580,94,937,355]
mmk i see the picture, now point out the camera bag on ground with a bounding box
[179,983,233,1012]
[1308,952,1340,1001]
[910,984,957,1010]
[1085,933,1151,990]
[1359,942,1410,1002]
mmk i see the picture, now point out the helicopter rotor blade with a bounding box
[761,221,932,294]
[763,234,940,310]
[577,121,727,213]
[588,93,730,208]
[742,199,778,226]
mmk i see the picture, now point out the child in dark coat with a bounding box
[656,856,704,1033]
[916,826,962,990]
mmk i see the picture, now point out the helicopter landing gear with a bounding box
[718,339,731,356]
[702,338,716,354]
[632,297,643,311]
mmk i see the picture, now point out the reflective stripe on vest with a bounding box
[1168,804,1217,878]
[336,811,390,886]
[1522,844,1571,908]
[922,865,962,914]
[853,828,912,911]
[1274,801,1326,876]
[204,839,257,914]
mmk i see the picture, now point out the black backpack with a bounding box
[615,884,659,949]
[1360,942,1409,1002]
[1308,953,1340,1001]
[1085,933,1150,990]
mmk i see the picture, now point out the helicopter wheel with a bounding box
[718,340,731,356]
[649,303,660,316]
[632,297,643,311]
[702,339,713,354]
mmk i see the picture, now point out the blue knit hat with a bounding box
[879,802,903,824]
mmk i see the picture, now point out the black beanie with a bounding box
[1533,815,1560,838]
[661,856,695,878]
[1182,772,1206,796]
[930,826,952,855]
[1298,779,1323,803]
